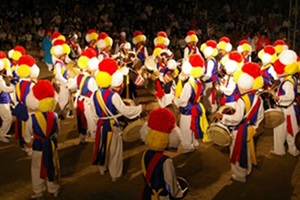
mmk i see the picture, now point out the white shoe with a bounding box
[231,175,246,183]
[182,148,195,154]
[53,190,60,198]
[98,166,107,175]
[0,137,9,143]
[288,150,300,157]
[4,134,11,138]
[112,177,120,182]
[270,150,285,156]
[30,192,43,199]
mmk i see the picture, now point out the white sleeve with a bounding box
[269,66,278,80]
[221,98,245,126]
[144,47,148,57]
[24,116,33,143]
[173,82,191,107]
[112,93,142,119]
[163,159,184,199]
[278,81,295,105]
[54,63,68,84]
[0,79,15,93]
[87,77,99,92]
[204,59,214,78]
[220,77,236,96]
[183,47,189,60]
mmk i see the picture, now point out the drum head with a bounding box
[207,124,231,146]
[262,110,284,128]
[122,119,145,142]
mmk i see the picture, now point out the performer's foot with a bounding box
[53,190,60,198]
[270,150,285,156]
[0,137,9,143]
[287,150,299,157]
[112,177,120,182]
[182,148,195,154]
[30,192,43,199]
[98,166,108,175]
[231,175,246,183]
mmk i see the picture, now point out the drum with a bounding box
[170,177,189,200]
[258,90,284,128]
[207,105,235,146]
[66,62,80,78]
[122,119,146,142]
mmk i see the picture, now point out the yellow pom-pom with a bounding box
[285,62,298,75]
[190,35,198,42]
[156,36,165,45]
[153,48,163,57]
[89,32,98,41]
[62,44,71,55]
[78,56,89,69]
[57,35,66,41]
[146,129,169,151]
[200,43,207,52]
[242,44,251,52]
[12,51,22,61]
[95,71,112,88]
[270,54,277,63]
[104,37,113,47]
[38,98,56,112]
[17,64,31,78]
[257,50,264,59]
[212,49,218,57]
[233,69,243,83]
[3,58,11,70]
[190,67,203,78]
[218,41,227,50]
[135,35,143,43]
[275,45,283,54]
[252,77,264,90]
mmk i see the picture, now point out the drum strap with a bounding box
[135,45,144,56]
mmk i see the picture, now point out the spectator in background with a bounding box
[42,30,53,71]
[256,32,271,52]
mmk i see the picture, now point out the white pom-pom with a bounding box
[30,64,40,79]
[88,57,100,71]
[262,54,272,65]
[26,90,39,110]
[8,50,14,59]
[165,38,170,46]
[97,40,106,50]
[279,50,297,65]
[182,60,192,75]
[111,70,124,87]
[237,73,254,90]
[0,60,4,71]
[167,59,177,70]
[54,46,63,57]
[225,60,238,74]
[225,43,233,52]
[204,47,213,57]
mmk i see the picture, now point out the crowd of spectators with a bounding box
[0,0,294,56]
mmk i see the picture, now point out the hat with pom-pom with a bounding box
[85,29,98,43]
[51,32,66,44]
[273,39,289,55]
[77,48,99,72]
[0,51,11,71]
[153,31,170,47]
[26,80,56,112]
[97,32,113,50]
[237,39,252,54]
[185,30,198,44]
[189,54,205,78]
[95,58,119,88]
[167,59,177,70]
[224,51,244,74]
[153,44,166,58]
[217,36,232,53]
[111,70,124,88]
[8,45,26,62]
[50,39,71,58]
[200,40,218,58]
[258,45,277,65]
[233,62,263,90]
[132,31,146,45]
[146,107,176,151]
[16,55,38,78]
[273,49,298,76]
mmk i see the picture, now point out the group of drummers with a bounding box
[0,28,300,199]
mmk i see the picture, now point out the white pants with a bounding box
[31,151,59,194]
[0,103,12,137]
[57,85,70,111]
[84,98,97,138]
[230,130,252,179]
[179,115,198,151]
[99,127,123,179]
[273,106,299,156]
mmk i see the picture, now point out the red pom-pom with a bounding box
[14,45,26,55]
[263,45,276,55]
[98,58,118,75]
[52,32,62,39]
[53,39,66,46]
[17,55,35,67]
[187,30,196,36]
[0,51,7,59]
[98,32,108,40]
[189,54,204,68]
[87,29,97,34]
[242,62,261,79]
[157,31,168,38]
[273,39,285,46]
[228,51,243,63]
[148,107,176,133]
[33,80,55,100]
[219,36,230,43]
[239,39,249,46]
[206,40,217,48]
[133,30,143,37]
[81,48,97,58]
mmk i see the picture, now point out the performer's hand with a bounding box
[214,112,223,120]
[273,95,280,101]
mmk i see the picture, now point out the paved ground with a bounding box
[0,60,299,200]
